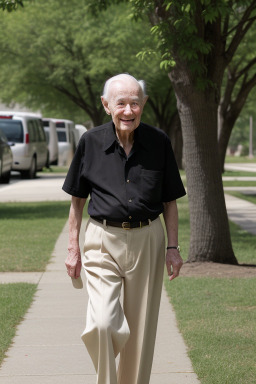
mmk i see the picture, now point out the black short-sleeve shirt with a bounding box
[62,121,186,222]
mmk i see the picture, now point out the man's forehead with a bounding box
[109,80,142,98]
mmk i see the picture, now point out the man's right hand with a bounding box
[65,245,82,279]
[66,196,86,279]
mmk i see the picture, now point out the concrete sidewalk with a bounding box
[224,163,256,173]
[225,193,256,235]
[0,174,69,202]
[0,221,200,384]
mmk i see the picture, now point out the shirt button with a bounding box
[128,199,132,203]
[129,216,132,219]
[127,179,130,183]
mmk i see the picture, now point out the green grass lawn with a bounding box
[164,196,256,384]
[223,170,256,177]
[0,283,37,365]
[165,277,256,384]
[180,170,256,178]
[0,201,72,271]
[40,166,68,173]
[223,180,256,187]
[180,169,256,188]
[225,156,256,163]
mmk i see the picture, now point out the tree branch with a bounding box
[83,76,97,111]
[71,77,88,109]
[223,72,256,125]
[234,72,256,112]
[219,67,236,116]
[54,84,93,117]
[225,2,256,64]
[54,37,75,56]
[236,56,256,78]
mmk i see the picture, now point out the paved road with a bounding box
[0,173,70,202]
[225,194,256,235]
[225,163,256,173]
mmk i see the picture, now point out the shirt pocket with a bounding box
[140,169,163,203]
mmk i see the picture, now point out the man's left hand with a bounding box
[166,249,183,281]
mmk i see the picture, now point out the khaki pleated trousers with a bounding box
[81,217,165,384]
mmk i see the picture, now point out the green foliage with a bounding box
[96,0,256,90]
[0,0,23,11]
[0,0,176,127]
[129,0,230,78]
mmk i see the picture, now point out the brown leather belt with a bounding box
[91,217,151,230]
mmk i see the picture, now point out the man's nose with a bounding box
[123,104,132,114]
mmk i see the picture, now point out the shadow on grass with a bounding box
[0,201,71,220]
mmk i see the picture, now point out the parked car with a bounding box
[74,124,87,146]
[0,128,12,183]
[0,111,48,178]
[42,119,59,166]
[46,118,76,166]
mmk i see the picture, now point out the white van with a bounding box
[42,119,59,166]
[74,124,87,146]
[0,111,48,178]
[46,118,76,166]
[0,128,12,183]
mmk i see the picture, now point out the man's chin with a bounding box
[118,121,139,131]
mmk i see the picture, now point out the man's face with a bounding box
[101,79,147,134]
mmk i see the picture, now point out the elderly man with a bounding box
[63,73,186,384]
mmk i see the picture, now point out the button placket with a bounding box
[125,162,134,220]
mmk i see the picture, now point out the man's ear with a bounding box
[142,95,149,108]
[101,96,111,115]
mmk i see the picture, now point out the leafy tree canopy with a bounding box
[90,1,256,89]
[0,0,23,11]
[0,0,176,127]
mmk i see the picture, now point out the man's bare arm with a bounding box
[163,200,183,281]
[65,196,87,279]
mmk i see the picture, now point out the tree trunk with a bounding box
[91,112,104,127]
[169,71,237,264]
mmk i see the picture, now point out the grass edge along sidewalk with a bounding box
[0,201,72,366]
[0,283,37,365]
[165,196,256,384]
[0,201,71,272]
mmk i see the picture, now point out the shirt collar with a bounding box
[102,122,117,152]
[102,121,149,152]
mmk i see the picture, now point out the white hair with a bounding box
[102,74,147,100]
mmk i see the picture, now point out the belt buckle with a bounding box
[122,221,131,230]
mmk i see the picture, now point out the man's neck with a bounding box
[116,130,134,156]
